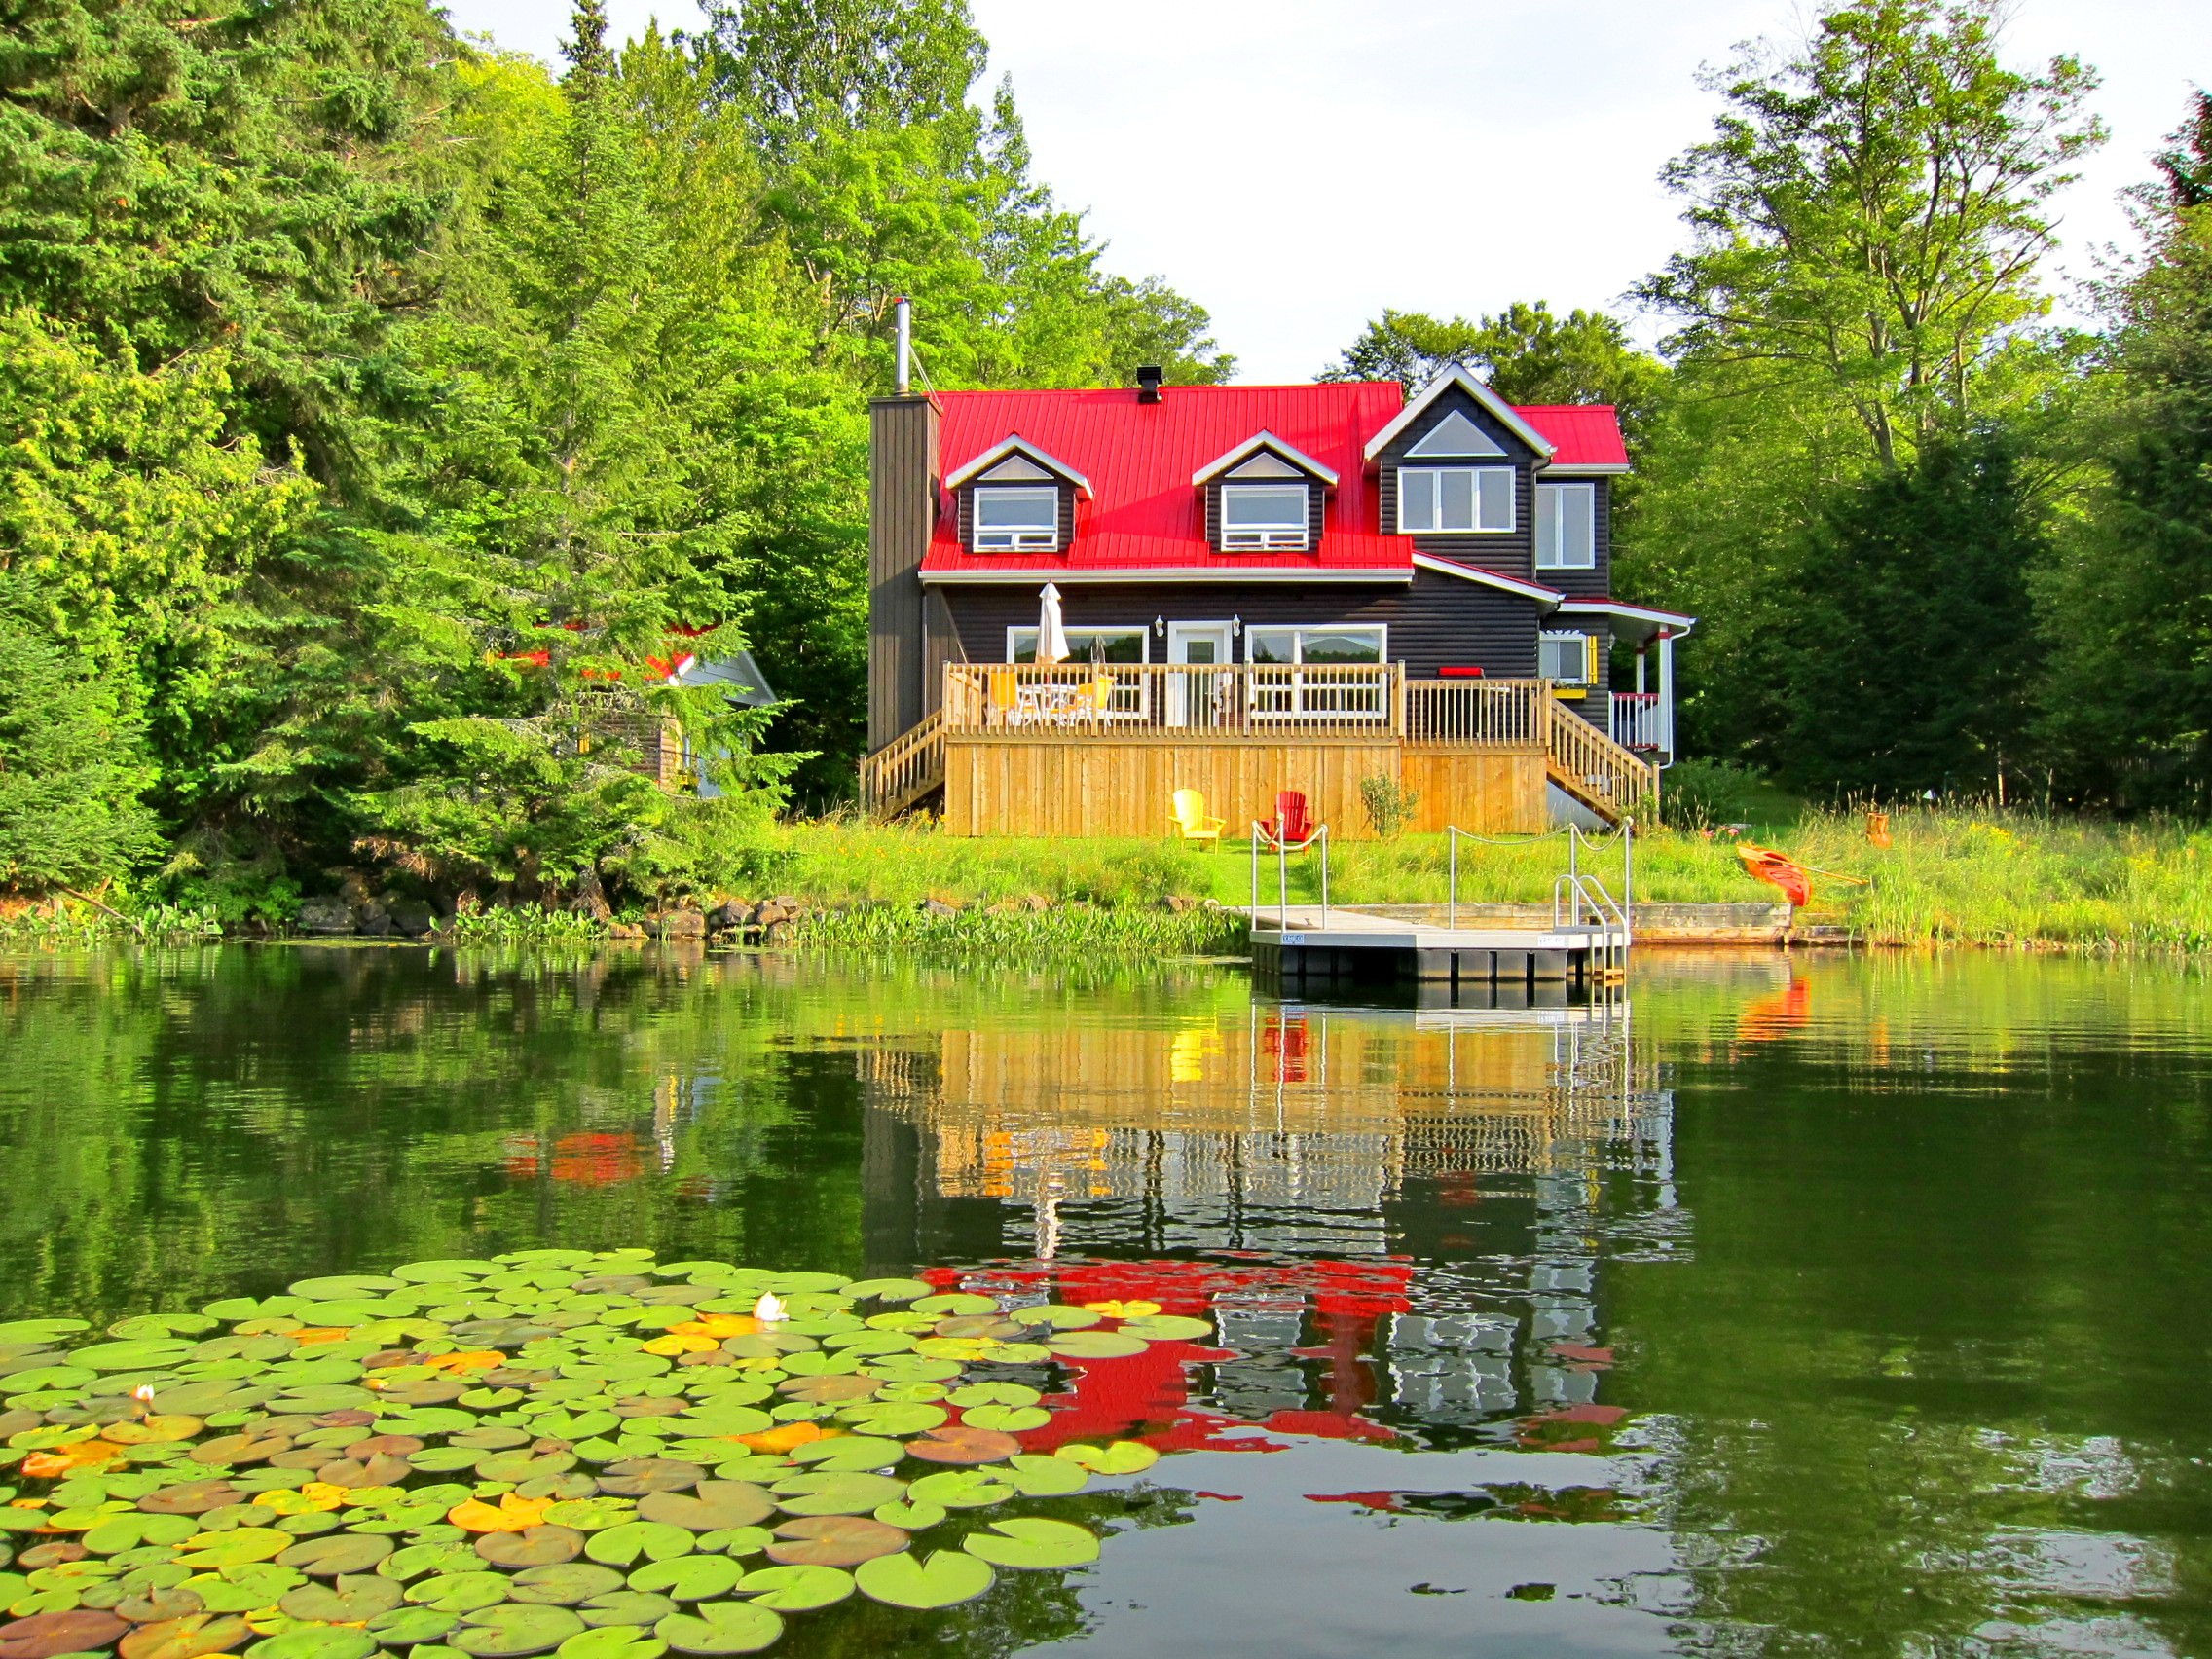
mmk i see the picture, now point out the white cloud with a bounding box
[441,0,2207,380]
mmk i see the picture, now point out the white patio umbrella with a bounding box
[1037,582,1071,665]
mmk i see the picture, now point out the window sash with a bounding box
[1006,626,1147,665]
[1535,483,1596,569]
[1539,631,1592,685]
[1398,466,1514,534]
[972,485,1059,550]
[1219,483,1309,550]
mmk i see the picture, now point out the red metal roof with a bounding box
[921,383,1629,576]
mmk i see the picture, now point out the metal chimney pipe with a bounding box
[894,297,911,395]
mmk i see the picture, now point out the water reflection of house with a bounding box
[857,1000,1685,1435]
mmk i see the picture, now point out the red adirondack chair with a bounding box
[1254,790,1325,852]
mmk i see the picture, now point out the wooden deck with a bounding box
[862,663,1659,836]
[1245,904,1628,987]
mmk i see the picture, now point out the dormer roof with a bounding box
[943,435,1093,498]
[1190,430,1340,488]
[1362,365,1558,461]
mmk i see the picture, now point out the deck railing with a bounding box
[1609,691,1664,752]
[941,661,1401,740]
[1551,703,1660,812]
[1402,679,1551,748]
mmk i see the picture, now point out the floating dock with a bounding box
[1245,904,1627,988]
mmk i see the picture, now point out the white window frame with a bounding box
[1244,625,1389,721]
[970,485,1060,552]
[1534,482,1597,571]
[1218,482,1310,551]
[1539,630,1595,687]
[1396,465,1515,535]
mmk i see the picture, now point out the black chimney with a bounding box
[1136,364,1164,404]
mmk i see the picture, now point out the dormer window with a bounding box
[972,485,1060,551]
[1220,484,1309,550]
[1399,466,1513,535]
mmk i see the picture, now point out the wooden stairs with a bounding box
[1543,711,1658,826]
[862,711,947,818]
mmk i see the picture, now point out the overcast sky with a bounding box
[439,0,2207,382]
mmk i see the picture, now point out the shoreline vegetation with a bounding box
[3,807,2208,958]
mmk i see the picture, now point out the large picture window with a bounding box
[972,485,1060,551]
[1219,483,1310,550]
[1006,626,1147,664]
[1535,482,1596,569]
[1247,626,1387,719]
[1398,466,1513,534]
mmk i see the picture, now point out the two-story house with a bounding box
[864,361,1691,837]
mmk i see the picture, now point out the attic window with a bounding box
[972,485,1059,552]
[1407,409,1507,458]
[1220,483,1309,550]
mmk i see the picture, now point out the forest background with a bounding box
[0,0,2207,923]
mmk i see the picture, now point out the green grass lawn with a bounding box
[739,806,2212,953]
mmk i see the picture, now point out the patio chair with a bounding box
[1167,789,1227,850]
[987,669,1020,727]
[1253,790,1325,853]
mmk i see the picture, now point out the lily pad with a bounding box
[538,1501,632,1534]
[852,1549,994,1610]
[734,1564,851,1612]
[176,1529,292,1570]
[1005,1456,1088,1498]
[869,1500,944,1531]
[632,1486,771,1535]
[452,1604,586,1657]
[0,1322,91,1346]
[908,1296,997,1318]
[622,1558,741,1604]
[139,1482,244,1518]
[962,1517,1098,1570]
[832,1403,943,1438]
[244,1632,377,1659]
[363,1607,460,1647]
[906,1471,1014,1511]
[592,1464,699,1499]
[1004,1306,1101,1331]
[405,1573,513,1613]
[119,1613,256,1659]
[554,1629,664,1659]
[767,1474,903,1518]
[836,1281,931,1305]
[274,1533,392,1576]
[1053,1441,1159,1475]
[781,1437,902,1474]
[475,1530,585,1570]
[761,1517,907,1567]
[1118,1315,1213,1342]
[956,1405,1049,1433]
[574,1593,676,1630]
[1043,1332,1150,1361]
[945,1382,1041,1409]
[650,1603,780,1656]
[276,1573,404,1622]
[903,1427,1019,1467]
[581,1527,692,1570]
[506,1565,623,1608]
[381,1544,481,1584]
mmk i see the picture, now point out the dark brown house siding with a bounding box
[934,568,1543,681]
[1370,384,1613,594]
[867,394,940,751]
[1201,475,1327,553]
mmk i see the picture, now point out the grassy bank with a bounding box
[727,807,2212,954]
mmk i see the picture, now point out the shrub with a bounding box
[1359,773,1421,838]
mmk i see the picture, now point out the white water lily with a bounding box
[753,1291,788,1323]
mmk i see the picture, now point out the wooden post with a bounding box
[1392,665,1408,738]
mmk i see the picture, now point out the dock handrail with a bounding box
[1445,820,1635,976]
[1250,824,1330,931]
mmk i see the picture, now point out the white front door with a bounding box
[1167,623,1235,729]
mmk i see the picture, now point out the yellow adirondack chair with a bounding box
[1167,789,1227,849]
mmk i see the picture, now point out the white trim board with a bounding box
[1408,553,1566,606]
[1363,366,1557,461]
[1191,430,1340,487]
[944,435,1093,498]
[1553,598,1698,634]
[922,566,1413,586]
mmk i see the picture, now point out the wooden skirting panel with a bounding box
[1401,749,1549,835]
[943,739,1548,838]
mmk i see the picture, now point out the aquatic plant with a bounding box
[0,1252,1195,1658]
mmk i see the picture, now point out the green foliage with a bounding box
[0,582,163,892]
[1357,773,1419,839]
[1779,430,2047,798]
[1323,302,1665,431]
[1660,759,1778,832]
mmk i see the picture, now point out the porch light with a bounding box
[1231,615,1242,639]
[1154,616,1165,638]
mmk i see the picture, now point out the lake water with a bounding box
[3,945,2209,1656]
